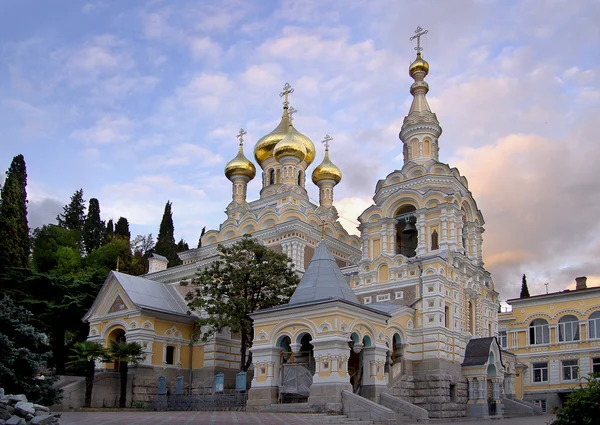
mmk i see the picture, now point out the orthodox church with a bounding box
[83,33,515,419]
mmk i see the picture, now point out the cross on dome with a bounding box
[322,134,333,150]
[410,26,428,52]
[279,82,294,106]
[236,128,247,145]
[288,106,297,123]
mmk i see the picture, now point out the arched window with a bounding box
[431,229,439,250]
[165,346,175,365]
[529,319,549,345]
[269,169,275,185]
[468,301,475,334]
[589,311,600,339]
[298,170,303,186]
[395,205,417,258]
[558,315,580,342]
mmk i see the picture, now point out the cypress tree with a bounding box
[198,226,206,248]
[57,189,86,231]
[177,238,189,252]
[520,274,530,299]
[0,154,29,270]
[114,217,130,240]
[104,219,114,243]
[82,198,105,253]
[154,201,178,267]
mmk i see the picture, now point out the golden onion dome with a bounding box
[274,124,307,163]
[254,108,315,168]
[312,147,342,185]
[409,52,430,78]
[225,142,256,181]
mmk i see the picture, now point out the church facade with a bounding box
[83,39,513,419]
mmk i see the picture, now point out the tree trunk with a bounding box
[119,362,128,408]
[84,361,95,408]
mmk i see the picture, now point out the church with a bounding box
[82,30,523,419]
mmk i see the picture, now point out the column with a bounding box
[247,345,282,409]
[417,212,427,255]
[176,344,182,366]
[360,345,389,402]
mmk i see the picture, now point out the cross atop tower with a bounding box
[236,128,247,145]
[410,26,428,52]
[321,134,333,150]
[318,219,328,240]
[279,82,294,106]
[288,106,297,123]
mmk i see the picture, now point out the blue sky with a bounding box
[1,0,599,299]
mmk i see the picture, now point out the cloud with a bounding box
[65,35,133,74]
[142,143,223,169]
[28,198,62,229]
[71,115,133,145]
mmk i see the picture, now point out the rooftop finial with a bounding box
[410,26,428,52]
[279,82,294,107]
[319,219,327,240]
[321,134,333,151]
[288,106,297,123]
[236,128,247,146]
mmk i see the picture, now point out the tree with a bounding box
[0,295,62,405]
[105,219,114,242]
[177,238,189,252]
[552,374,600,424]
[520,274,530,299]
[114,217,130,240]
[31,225,81,274]
[198,226,206,248]
[67,341,111,408]
[109,341,145,408]
[129,234,154,276]
[82,198,105,253]
[154,201,179,267]
[57,189,86,231]
[0,154,29,270]
[184,236,299,371]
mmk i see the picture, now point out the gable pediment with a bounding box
[84,273,139,322]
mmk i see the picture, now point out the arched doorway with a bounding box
[396,205,418,257]
[107,328,126,370]
[278,333,314,403]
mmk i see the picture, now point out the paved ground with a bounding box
[59,411,557,425]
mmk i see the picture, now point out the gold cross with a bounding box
[237,128,247,145]
[319,220,328,240]
[410,26,428,52]
[288,106,297,123]
[279,82,294,106]
[321,134,333,150]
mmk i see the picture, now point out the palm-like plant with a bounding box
[67,341,112,408]
[109,341,145,408]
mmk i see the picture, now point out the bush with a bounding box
[551,374,600,425]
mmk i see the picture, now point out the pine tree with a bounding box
[82,198,105,253]
[104,219,114,243]
[154,201,179,267]
[57,189,86,231]
[0,154,29,270]
[177,238,189,252]
[520,274,530,298]
[114,217,130,240]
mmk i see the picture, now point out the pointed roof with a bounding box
[288,240,359,305]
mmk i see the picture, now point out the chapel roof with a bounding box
[288,240,360,305]
[462,337,500,366]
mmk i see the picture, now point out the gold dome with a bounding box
[254,108,315,168]
[274,124,307,162]
[409,52,429,78]
[312,148,342,185]
[225,143,256,180]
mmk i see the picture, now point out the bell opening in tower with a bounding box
[396,205,418,258]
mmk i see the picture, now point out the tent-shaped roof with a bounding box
[288,240,360,305]
[463,337,502,366]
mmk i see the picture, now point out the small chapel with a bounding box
[83,29,518,419]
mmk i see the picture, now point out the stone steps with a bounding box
[292,414,373,424]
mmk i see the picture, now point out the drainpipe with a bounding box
[188,341,193,396]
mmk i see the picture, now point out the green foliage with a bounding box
[0,295,62,405]
[198,226,206,248]
[177,238,189,252]
[67,341,111,407]
[105,219,114,242]
[551,374,600,425]
[31,225,81,274]
[155,201,179,267]
[0,154,29,270]
[185,235,299,370]
[114,217,130,240]
[84,238,131,275]
[57,189,86,231]
[109,341,145,408]
[82,198,105,253]
[520,274,530,298]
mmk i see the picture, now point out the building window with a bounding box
[558,315,580,342]
[592,358,600,375]
[269,169,275,185]
[376,294,391,302]
[499,331,508,348]
[562,360,579,381]
[445,305,450,328]
[395,291,404,300]
[165,346,175,365]
[364,296,372,304]
[529,319,550,345]
[532,362,548,383]
[533,400,547,413]
[449,384,457,402]
[589,311,600,339]
[431,230,439,250]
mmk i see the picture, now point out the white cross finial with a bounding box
[237,128,247,145]
[279,82,294,106]
[321,134,333,150]
[410,26,428,52]
[288,106,297,123]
